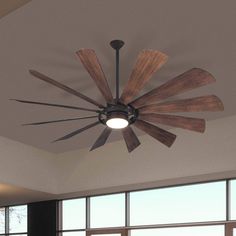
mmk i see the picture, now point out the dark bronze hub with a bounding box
[98,103,138,126]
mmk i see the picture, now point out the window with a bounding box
[62,198,86,230]
[0,208,5,234]
[86,229,127,236]
[90,193,125,228]
[59,179,236,236]
[0,205,27,236]
[90,235,120,236]
[9,205,27,233]
[62,232,86,236]
[130,181,226,225]
[230,180,236,220]
[89,234,122,236]
[130,225,224,236]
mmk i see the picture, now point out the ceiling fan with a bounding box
[12,40,224,152]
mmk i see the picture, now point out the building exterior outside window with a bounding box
[0,205,27,236]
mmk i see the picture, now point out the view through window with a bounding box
[130,225,225,236]
[130,181,226,225]
[90,193,125,228]
[63,198,86,230]
[0,205,27,236]
[0,208,5,234]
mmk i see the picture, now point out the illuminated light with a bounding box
[106,117,128,129]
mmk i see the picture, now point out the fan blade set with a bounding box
[12,40,224,152]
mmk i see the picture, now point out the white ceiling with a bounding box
[0,0,235,153]
[0,0,31,19]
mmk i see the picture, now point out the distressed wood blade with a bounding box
[53,121,100,142]
[134,120,176,147]
[120,50,168,104]
[139,113,205,133]
[77,49,114,103]
[122,126,141,152]
[10,99,99,112]
[131,68,216,108]
[90,127,112,151]
[139,95,224,113]
[29,70,104,108]
[23,116,98,126]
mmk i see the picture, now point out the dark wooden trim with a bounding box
[86,228,128,236]
[225,222,236,236]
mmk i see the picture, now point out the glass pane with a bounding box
[91,234,120,236]
[234,228,236,236]
[90,193,125,228]
[62,198,86,230]
[130,181,226,225]
[63,232,85,236]
[130,225,224,236]
[230,180,236,220]
[0,207,5,234]
[9,205,27,233]
[11,235,27,236]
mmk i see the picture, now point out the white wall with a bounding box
[55,115,236,196]
[1,115,236,201]
[0,136,57,193]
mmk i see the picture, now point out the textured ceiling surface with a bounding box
[0,0,235,153]
[0,0,31,19]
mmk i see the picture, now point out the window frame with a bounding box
[129,180,227,225]
[89,192,126,229]
[0,204,28,236]
[61,197,87,231]
[86,228,128,236]
[58,178,236,236]
[226,223,236,236]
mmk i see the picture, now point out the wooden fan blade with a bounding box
[131,68,216,107]
[90,127,112,151]
[122,126,141,152]
[120,50,168,104]
[139,113,205,133]
[134,120,176,147]
[23,116,98,126]
[139,95,224,113]
[53,121,100,142]
[77,49,114,103]
[11,99,99,112]
[29,70,104,108]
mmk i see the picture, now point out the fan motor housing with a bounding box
[99,103,138,126]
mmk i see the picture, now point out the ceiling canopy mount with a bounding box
[110,39,125,50]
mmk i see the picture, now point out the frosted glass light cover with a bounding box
[106,118,128,129]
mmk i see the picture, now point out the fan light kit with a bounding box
[106,117,128,129]
[12,39,224,152]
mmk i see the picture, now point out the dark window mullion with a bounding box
[5,207,9,234]
[125,192,130,227]
[86,197,90,229]
[57,201,63,232]
[226,179,231,221]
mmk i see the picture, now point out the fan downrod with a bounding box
[110,40,125,50]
